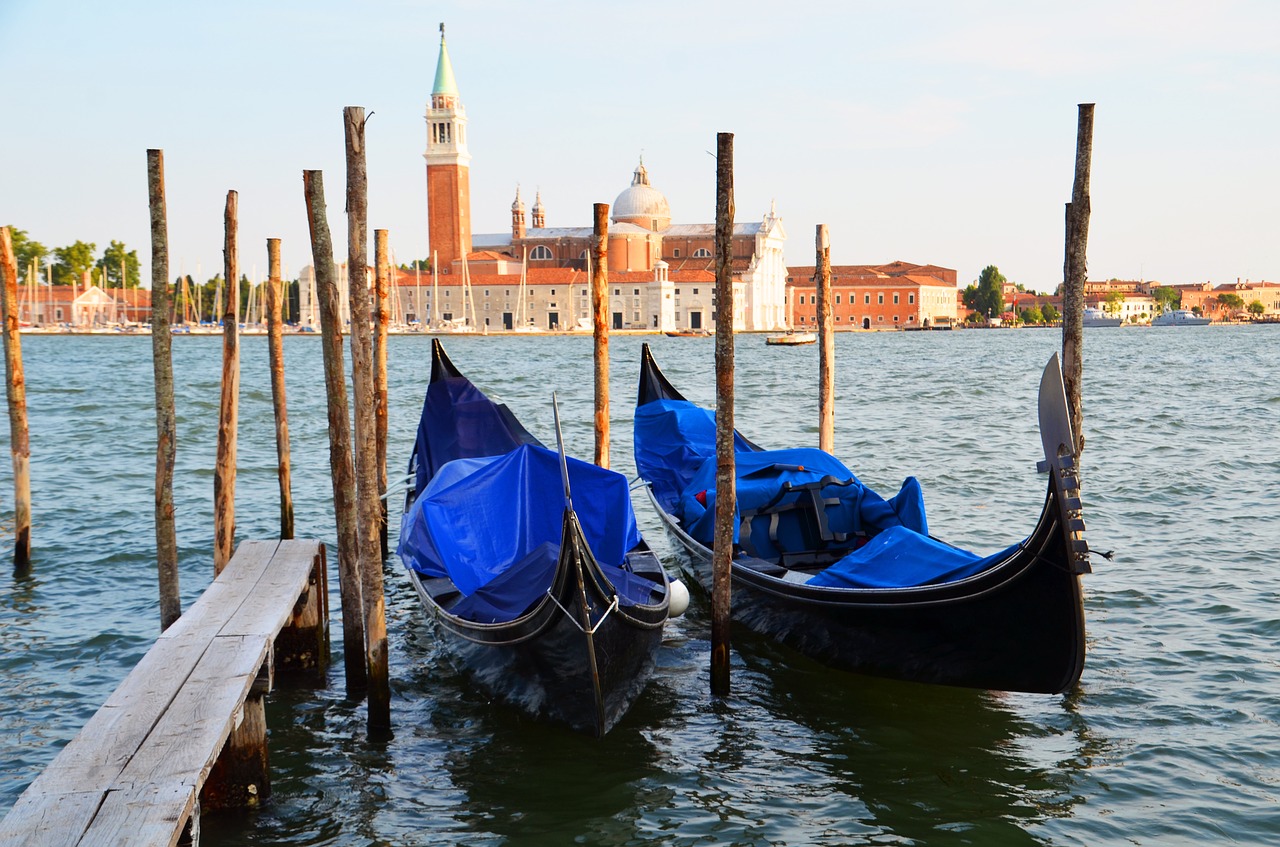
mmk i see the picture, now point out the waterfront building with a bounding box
[14,276,150,328]
[1177,280,1280,319]
[406,28,789,332]
[784,261,959,329]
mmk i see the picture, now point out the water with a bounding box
[1,327,1278,845]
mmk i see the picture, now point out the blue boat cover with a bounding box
[409,374,537,501]
[677,446,929,557]
[399,443,647,621]
[635,397,1007,589]
[633,398,757,512]
[806,529,1021,589]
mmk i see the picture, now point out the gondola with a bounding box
[399,339,671,735]
[633,343,1091,694]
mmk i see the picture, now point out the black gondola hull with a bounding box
[402,339,671,736]
[651,484,1084,693]
[635,342,1088,695]
[409,561,667,735]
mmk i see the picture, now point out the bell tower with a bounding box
[424,23,471,272]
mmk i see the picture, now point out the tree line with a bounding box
[7,224,302,323]
[6,225,141,288]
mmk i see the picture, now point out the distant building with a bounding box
[363,28,789,333]
[1178,280,1280,319]
[13,275,150,327]
[784,261,959,329]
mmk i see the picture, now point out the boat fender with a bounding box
[694,490,707,507]
[668,579,690,618]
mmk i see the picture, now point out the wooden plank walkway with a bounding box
[0,539,328,847]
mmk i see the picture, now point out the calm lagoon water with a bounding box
[1,327,1278,845]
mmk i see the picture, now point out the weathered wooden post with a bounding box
[266,237,295,540]
[147,151,180,626]
[591,203,610,469]
[711,131,735,696]
[374,228,390,558]
[344,106,391,735]
[214,191,240,575]
[303,168,367,694]
[0,227,31,572]
[1062,103,1094,459]
[815,224,834,453]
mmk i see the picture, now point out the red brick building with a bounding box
[785,261,959,330]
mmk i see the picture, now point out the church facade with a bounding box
[299,28,791,332]
[412,29,789,332]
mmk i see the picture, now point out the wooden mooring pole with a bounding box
[147,150,180,627]
[266,237,295,540]
[374,228,390,559]
[711,131,735,697]
[591,203,610,469]
[214,191,240,575]
[0,226,31,572]
[1062,103,1094,460]
[304,168,367,694]
[815,224,834,453]
[344,106,391,736]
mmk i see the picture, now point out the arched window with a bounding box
[529,246,553,260]
[692,248,712,258]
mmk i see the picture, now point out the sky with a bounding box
[2,0,1277,293]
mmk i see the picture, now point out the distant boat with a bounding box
[665,329,711,338]
[1082,307,1121,328]
[765,331,816,346]
[1152,309,1211,326]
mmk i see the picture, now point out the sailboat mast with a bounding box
[519,245,528,328]
[414,259,422,326]
[432,250,439,328]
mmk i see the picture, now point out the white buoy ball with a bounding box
[668,578,690,618]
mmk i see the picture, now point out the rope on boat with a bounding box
[546,590,619,634]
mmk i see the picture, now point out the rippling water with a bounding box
[2,327,1278,845]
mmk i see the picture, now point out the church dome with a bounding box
[612,159,671,231]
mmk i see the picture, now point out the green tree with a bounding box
[1218,292,1245,312]
[1152,286,1180,313]
[969,265,1005,319]
[53,240,97,286]
[1041,303,1061,323]
[4,226,49,274]
[1020,305,1044,324]
[96,240,141,288]
[1103,290,1125,316]
[1248,300,1265,317]
[398,257,433,273]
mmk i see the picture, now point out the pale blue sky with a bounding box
[2,0,1277,292]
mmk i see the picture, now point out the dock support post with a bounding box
[1062,103,1094,459]
[266,237,295,540]
[0,227,31,573]
[815,224,834,453]
[148,150,180,627]
[592,203,610,469]
[276,543,330,679]
[711,132,735,697]
[374,228,390,559]
[344,106,391,737]
[202,687,270,811]
[214,191,240,575]
[304,168,367,695]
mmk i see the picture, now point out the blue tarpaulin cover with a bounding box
[409,375,536,501]
[635,397,1007,589]
[399,443,648,621]
[633,398,757,512]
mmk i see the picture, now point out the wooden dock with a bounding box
[0,539,329,847]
